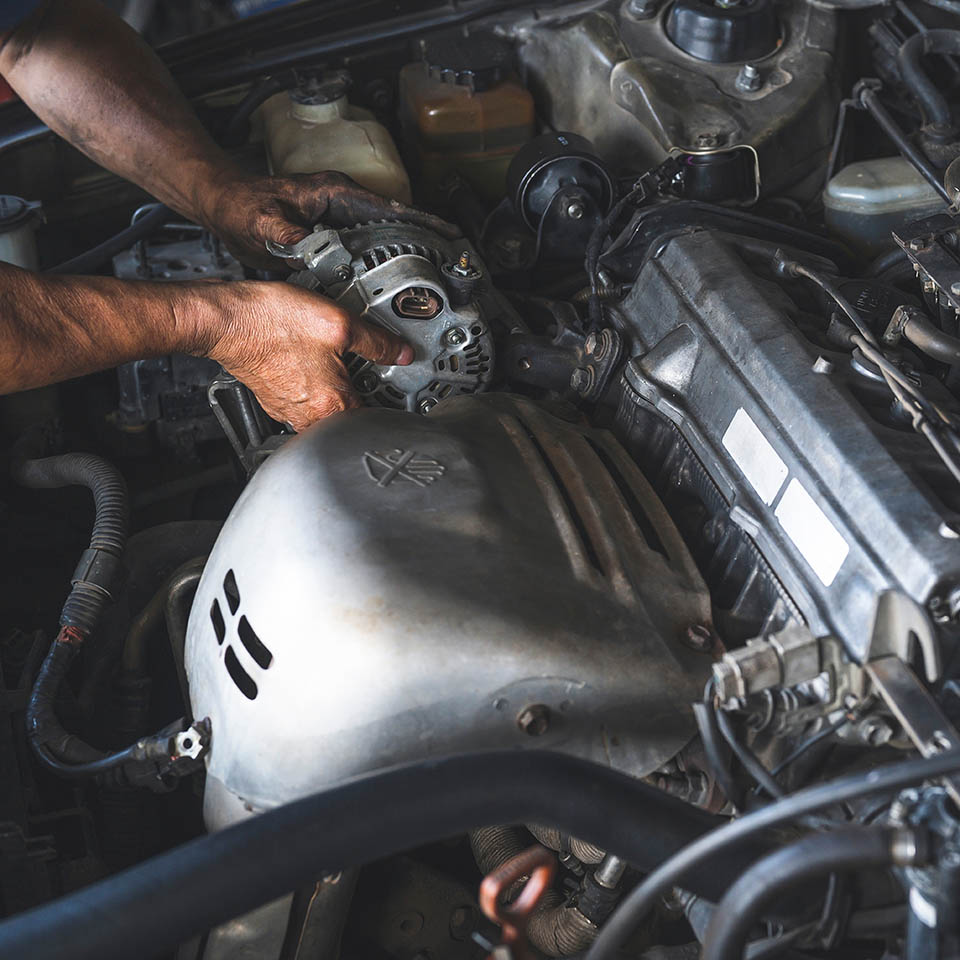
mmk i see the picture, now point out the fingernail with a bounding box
[395,344,414,365]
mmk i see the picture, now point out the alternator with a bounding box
[268,222,497,414]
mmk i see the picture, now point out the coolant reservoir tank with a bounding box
[259,71,412,204]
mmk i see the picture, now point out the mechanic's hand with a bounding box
[199,170,460,269]
[203,280,413,431]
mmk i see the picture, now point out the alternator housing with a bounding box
[279,222,498,413]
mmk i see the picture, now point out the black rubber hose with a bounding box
[897,30,960,137]
[583,748,960,960]
[0,751,768,960]
[702,828,899,960]
[13,453,128,773]
[46,203,171,275]
[222,74,286,147]
[13,453,127,635]
[902,310,960,365]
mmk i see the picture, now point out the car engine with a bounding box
[6,1,960,959]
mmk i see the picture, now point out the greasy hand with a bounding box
[199,170,460,269]
[203,280,413,431]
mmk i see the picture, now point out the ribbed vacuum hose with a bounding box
[469,827,599,957]
[13,453,130,771]
[13,453,127,635]
[528,824,606,864]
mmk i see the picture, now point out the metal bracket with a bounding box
[867,657,960,806]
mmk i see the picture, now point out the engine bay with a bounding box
[6,0,960,957]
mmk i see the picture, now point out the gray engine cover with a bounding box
[185,394,712,827]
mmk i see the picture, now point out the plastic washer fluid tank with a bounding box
[259,87,411,205]
[824,156,947,256]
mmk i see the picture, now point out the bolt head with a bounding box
[736,63,762,92]
[570,366,594,393]
[696,133,720,149]
[355,371,379,393]
[445,327,466,346]
[626,0,659,16]
[418,397,438,414]
[566,200,586,220]
[517,704,550,736]
[333,263,352,281]
[585,332,599,354]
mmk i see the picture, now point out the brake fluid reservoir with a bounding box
[260,71,412,204]
[399,32,535,202]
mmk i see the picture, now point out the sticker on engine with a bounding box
[774,479,849,587]
[721,408,788,506]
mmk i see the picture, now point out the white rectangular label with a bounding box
[774,479,849,586]
[722,407,788,506]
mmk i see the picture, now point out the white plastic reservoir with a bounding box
[259,72,411,204]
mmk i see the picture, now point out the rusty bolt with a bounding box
[517,704,550,736]
[684,624,714,652]
[696,133,720,149]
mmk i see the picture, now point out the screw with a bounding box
[696,133,720,149]
[418,397,438,414]
[570,366,595,393]
[736,63,761,93]
[333,263,352,282]
[566,200,586,220]
[684,624,714,652]
[858,716,894,747]
[451,250,479,278]
[355,371,379,393]
[445,327,466,346]
[908,239,926,252]
[517,704,550,736]
[626,0,659,15]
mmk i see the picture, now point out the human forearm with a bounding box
[0,263,412,428]
[0,0,234,226]
[0,261,218,393]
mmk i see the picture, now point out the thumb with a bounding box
[344,315,414,366]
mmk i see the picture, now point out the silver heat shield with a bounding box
[185,394,713,829]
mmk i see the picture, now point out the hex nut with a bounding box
[517,704,551,736]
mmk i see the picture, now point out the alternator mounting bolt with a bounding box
[418,397,439,414]
[445,327,466,346]
[333,263,353,282]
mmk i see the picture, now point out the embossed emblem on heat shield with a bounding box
[363,449,446,488]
